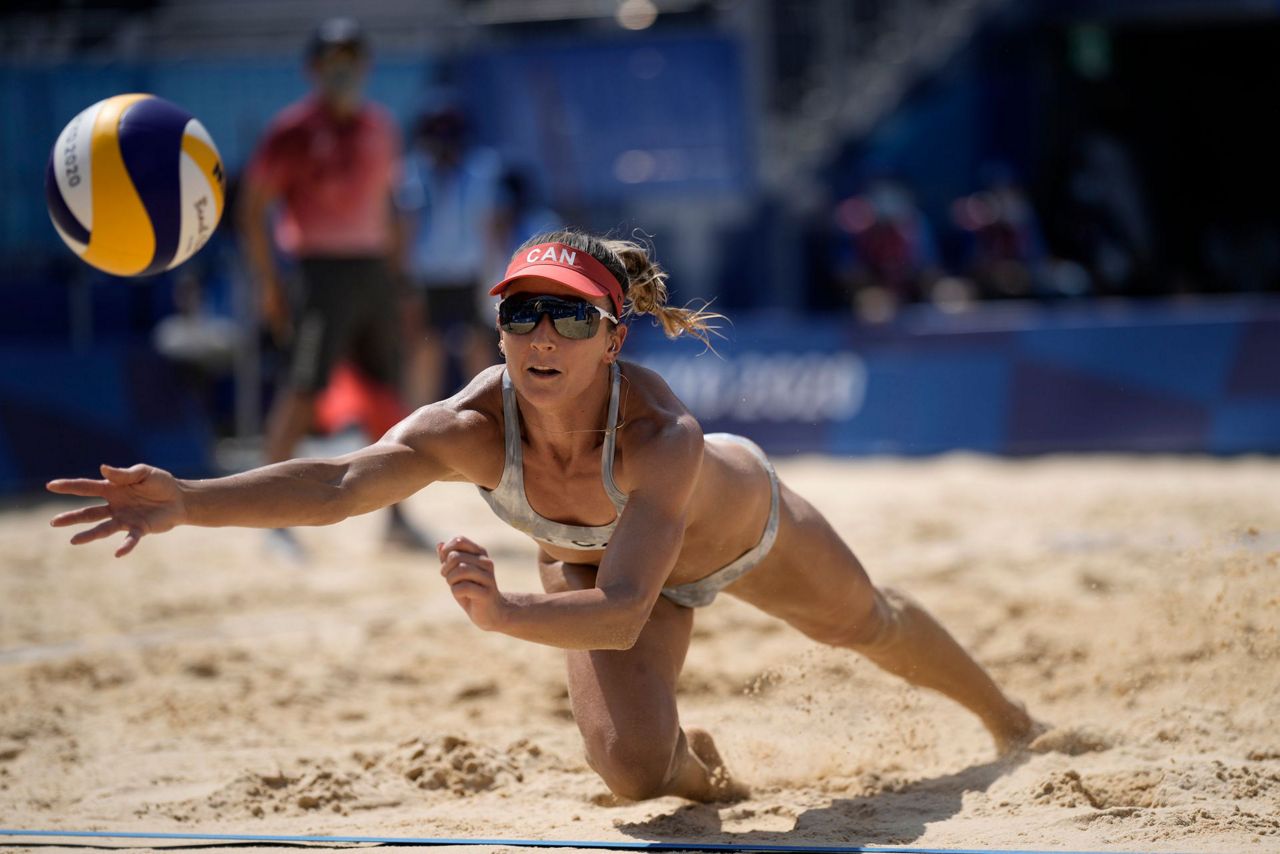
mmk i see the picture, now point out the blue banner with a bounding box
[3,297,1276,494]
[625,296,1280,456]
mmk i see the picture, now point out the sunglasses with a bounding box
[497,294,619,340]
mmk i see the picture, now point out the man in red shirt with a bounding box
[238,17,425,555]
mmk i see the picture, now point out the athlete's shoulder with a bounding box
[402,365,503,436]
[385,366,505,482]
[616,361,703,471]
[618,361,697,429]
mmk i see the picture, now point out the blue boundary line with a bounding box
[0,829,1150,854]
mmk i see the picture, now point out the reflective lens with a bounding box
[498,295,616,340]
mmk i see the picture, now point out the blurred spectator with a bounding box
[951,163,1046,299]
[483,166,563,288]
[1063,132,1155,295]
[1204,224,1280,294]
[950,162,1089,301]
[152,268,240,433]
[237,16,427,556]
[153,270,238,375]
[397,105,501,407]
[829,178,942,321]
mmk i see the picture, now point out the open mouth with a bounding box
[528,366,561,377]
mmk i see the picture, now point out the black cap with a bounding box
[306,17,368,61]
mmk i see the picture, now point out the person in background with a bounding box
[1063,132,1154,296]
[951,163,1049,300]
[951,163,1092,302]
[482,166,563,295]
[830,178,941,322]
[237,17,428,557]
[398,106,502,408]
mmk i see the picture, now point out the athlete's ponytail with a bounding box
[516,229,725,346]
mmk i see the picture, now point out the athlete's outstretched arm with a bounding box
[439,417,703,650]
[47,404,465,556]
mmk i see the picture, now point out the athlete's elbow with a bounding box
[610,595,654,650]
[601,628,642,651]
[319,462,373,524]
[307,484,358,526]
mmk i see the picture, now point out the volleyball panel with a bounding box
[180,118,225,219]
[45,98,106,251]
[172,118,225,270]
[46,156,89,255]
[116,95,195,275]
[174,150,217,270]
[81,93,154,276]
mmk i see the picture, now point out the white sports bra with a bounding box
[476,363,627,550]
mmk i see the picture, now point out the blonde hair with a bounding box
[516,229,726,346]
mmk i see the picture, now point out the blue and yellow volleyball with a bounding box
[45,94,225,277]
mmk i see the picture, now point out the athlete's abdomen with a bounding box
[668,433,774,585]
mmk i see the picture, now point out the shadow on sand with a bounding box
[616,752,1031,849]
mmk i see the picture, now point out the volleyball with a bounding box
[44,93,225,277]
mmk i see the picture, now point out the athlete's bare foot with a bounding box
[1025,723,1111,756]
[989,700,1049,756]
[686,728,750,803]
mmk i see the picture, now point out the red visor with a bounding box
[489,243,625,317]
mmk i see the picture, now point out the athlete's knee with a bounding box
[798,584,901,650]
[585,736,677,801]
[844,586,910,650]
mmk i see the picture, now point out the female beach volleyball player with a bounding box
[48,229,1039,803]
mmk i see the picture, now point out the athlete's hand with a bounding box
[438,535,507,632]
[46,464,186,558]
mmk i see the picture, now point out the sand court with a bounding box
[2,454,1277,853]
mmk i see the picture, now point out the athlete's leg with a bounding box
[725,482,1037,753]
[402,289,446,408]
[539,554,745,802]
[406,336,446,408]
[264,388,313,463]
[268,260,350,463]
[351,263,430,550]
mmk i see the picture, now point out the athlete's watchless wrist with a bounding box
[172,478,199,528]
[486,591,519,633]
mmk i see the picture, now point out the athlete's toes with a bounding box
[687,728,750,803]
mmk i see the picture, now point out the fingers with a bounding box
[115,528,143,558]
[439,548,494,579]
[45,478,110,498]
[49,504,112,528]
[443,561,495,590]
[101,464,149,486]
[46,463,148,495]
[69,518,125,546]
[437,535,488,559]
[56,510,141,556]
